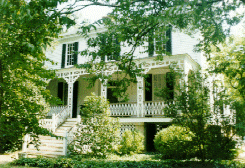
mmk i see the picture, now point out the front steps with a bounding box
[21,118,79,158]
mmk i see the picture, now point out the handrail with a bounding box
[63,115,82,155]
[39,106,69,133]
[46,106,67,116]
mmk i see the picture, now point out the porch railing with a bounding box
[144,101,165,116]
[109,101,166,117]
[109,102,137,116]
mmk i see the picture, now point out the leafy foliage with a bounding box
[210,36,245,100]
[154,125,195,159]
[69,94,120,158]
[74,0,244,100]
[210,36,245,136]
[118,130,144,155]
[0,0,77,153]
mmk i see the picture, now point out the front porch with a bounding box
[46,54,199,119]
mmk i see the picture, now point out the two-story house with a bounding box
[21,26,205,157]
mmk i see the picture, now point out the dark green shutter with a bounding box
[114,37,120,60]
[74,42,78,65]
[166,26,172,55]
[64,83,68,105]
[148,30,154,57]
[61,44,66,68]
[166,72,174,100]
[58,82,64,102]
[101,35,105,61]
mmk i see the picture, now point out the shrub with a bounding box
[202,125,238,160]
[154,125,195,159]
[119,130,144,155]
[69,94,120,158]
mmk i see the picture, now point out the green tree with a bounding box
[0,0,75,153]
[69,94,120,158]
[160,72,237,161]
[210,36,245,136]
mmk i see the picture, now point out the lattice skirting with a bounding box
[120,124,136,136]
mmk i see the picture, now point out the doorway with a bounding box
[145,123,156,152]
[72,81,78,118]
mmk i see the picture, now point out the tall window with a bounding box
[148,27,172,57]
[99,34,120,62]
[61,42,79,68]
[66,43,75,66]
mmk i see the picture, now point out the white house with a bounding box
[22,26,208,156]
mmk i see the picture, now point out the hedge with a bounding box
[12,157,245,168]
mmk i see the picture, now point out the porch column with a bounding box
[100,79,108,99]
[137,76,144,117]
[67,82,74,118]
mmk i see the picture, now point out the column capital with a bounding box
[100,79,108,99]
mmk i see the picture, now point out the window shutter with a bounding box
[166,26,172,55]
[64,83,68,105]
[114,37,120,61]
[74,42,79,65]
[61,44,66,68]
[166,72,174,100]
[148,30,154,57]
[101,35,105,61]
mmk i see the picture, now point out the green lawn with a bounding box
[0,163,34,168]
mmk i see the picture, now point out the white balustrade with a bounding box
[109,101,166,117]
[46,106,67,116]
[109,102,137,116]
[144,101,165,116]
[55,106,69,131]
[39,106,69,132]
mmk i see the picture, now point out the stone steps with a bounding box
[21,118,78,157]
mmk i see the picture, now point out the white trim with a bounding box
[119,117,173,123]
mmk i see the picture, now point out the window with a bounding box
[99,34,120,62]
[152,72,174,101]
[61,42,79,68]
[148,27,172,57]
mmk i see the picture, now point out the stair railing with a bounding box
[63,115,82,155]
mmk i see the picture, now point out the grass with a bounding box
[0,163,34,168]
